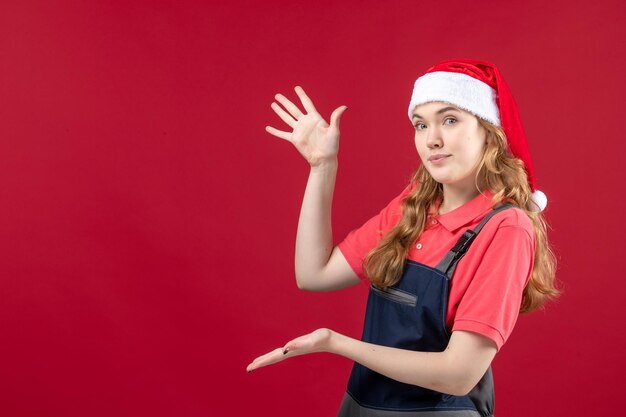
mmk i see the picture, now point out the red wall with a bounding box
[0,1,624,415]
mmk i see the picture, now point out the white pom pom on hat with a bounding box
[408,58,547,212]
[531,190,547,212]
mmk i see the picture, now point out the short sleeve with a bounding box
[337,184,414,282]
[451,219,535,351]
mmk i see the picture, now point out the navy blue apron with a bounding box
[338,204,513,417]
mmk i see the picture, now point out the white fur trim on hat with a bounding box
[408,71,501,126]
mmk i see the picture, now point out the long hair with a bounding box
[363,119,559,313]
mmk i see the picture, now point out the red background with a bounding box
[0,1,624,415]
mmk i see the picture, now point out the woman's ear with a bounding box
[482,125,491,145]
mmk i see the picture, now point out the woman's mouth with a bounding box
[428,154,450,164]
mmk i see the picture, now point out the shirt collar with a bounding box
[430,190,495,233]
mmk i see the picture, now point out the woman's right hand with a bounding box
[265,86,347,167]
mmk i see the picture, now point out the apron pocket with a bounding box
[370,284,417,307]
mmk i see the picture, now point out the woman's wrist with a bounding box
[326,329,350,356]
[310,157,338,173]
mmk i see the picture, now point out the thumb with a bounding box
[329,105,348,129]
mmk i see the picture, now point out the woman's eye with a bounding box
[414,123,426,130]
[444,117,457,125]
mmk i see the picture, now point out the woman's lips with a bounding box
[428,154,450,164]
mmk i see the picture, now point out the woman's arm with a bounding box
[295,162,360,291]
[266,87,359,291]
[246,329,497,396]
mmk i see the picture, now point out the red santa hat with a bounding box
[407,58,547,212]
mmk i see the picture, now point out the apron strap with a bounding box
[434,202,515,279]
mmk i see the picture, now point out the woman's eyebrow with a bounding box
[412,106,461,120]
[437,106,461,114]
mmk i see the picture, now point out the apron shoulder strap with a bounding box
[434,202,515,279]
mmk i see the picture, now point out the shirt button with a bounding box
[416,243,423,250]
[431,219,438,224]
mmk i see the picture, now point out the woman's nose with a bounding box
[426,126,443,148]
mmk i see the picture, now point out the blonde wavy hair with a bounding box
[363,119,559,313]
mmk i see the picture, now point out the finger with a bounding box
[274,93,304,119]
[265,125,292,141]
[282,333,313,354]
[271,102,296,128]
[329,105,348,129]
[247,348,285,372]
[253,347,283,363]
[294,86,318,114]
[246,348,281,370]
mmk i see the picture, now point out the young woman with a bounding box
[246,59,558,417]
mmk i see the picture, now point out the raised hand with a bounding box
[266,86,347,167]
[246,328,333,372]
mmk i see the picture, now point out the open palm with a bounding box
[266,86,347,167]
[246,328,332,372]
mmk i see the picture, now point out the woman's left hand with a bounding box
[246,328,333,373]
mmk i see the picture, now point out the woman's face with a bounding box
[411,102,487,192]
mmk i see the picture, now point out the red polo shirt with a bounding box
[337,184,535,350]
